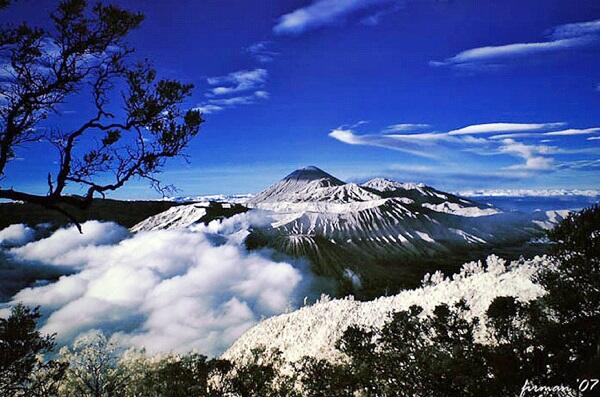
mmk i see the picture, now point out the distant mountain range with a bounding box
[160,193,254,204]
[133,166,566,296]
[458,188,600,197]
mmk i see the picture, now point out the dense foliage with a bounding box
[0,304,66,397]
[0,205,598,396]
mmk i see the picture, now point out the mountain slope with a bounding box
[361,177,499,217]
[247,166,381,212]
[131,202,247,232]
[243,167,552,292]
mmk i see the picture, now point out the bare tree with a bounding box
[0,0,203,230]
[58,331,126,397]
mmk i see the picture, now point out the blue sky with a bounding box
[3,0,600,198]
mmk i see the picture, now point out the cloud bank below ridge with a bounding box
[1,216,311,356]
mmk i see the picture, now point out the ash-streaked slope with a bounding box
[248,166,345,204]
[223,255,546,365]
[247,166,381,213]
[244,167,552,287]
[131,201,247,232]
[361,177,500,217]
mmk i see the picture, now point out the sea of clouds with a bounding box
[0,213,316,356]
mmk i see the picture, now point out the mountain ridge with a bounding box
[132,166,562,296]
[240,167,557,294]
[248,166,498,216]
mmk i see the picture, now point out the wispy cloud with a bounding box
[588,136,600,141]
[194,91,269,114]
[360,2,406,26]
[489,133,541,140]
[448,122,564,136]
[431,18,600,68]
[543,127,600,136]
[489,127,600,139]
[193,104,224,114]
[431,38,591,67]
[207,91,269,106]
[206,69,268,96]
[386,164,530,185]
[329,121,600,175]
[328,128,442,158]
[557,158,600,171]
[194,69,270,114]
[550,19,600,39]
[273,0,396,35]
[245,41,279,63]
[498,139,554,171]
[381,123,430,133]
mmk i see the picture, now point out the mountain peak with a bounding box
[283,166,344,185]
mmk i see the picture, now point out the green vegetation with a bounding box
[0,304,66,396]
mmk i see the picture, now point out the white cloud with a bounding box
[543,127,600,136]
[329,123,499,160]
[7,216,308,356]
[246,41,278,63]
[328,128,440,158]
[194,91,269,114]
[489,133,541,140]
[206,69,267,96]
[448,122,564,136]
[381,123,430,133]
[550,19,600,39]
[432,18,600,67]
[328,128,365,145]
[489,127,600,139]
[0,224,35,247]
[387,132,454,142]
[207,91,269,106]
[499,139,555,171]
[556,158,600,171]
[330,121,600,174]
[432,38,591,67]
[274,0,395,35]
[11,221,129,267]
[194,68,270,114]
[360,2,405,26]
[588,136,600,141]
[192,104,223,114]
